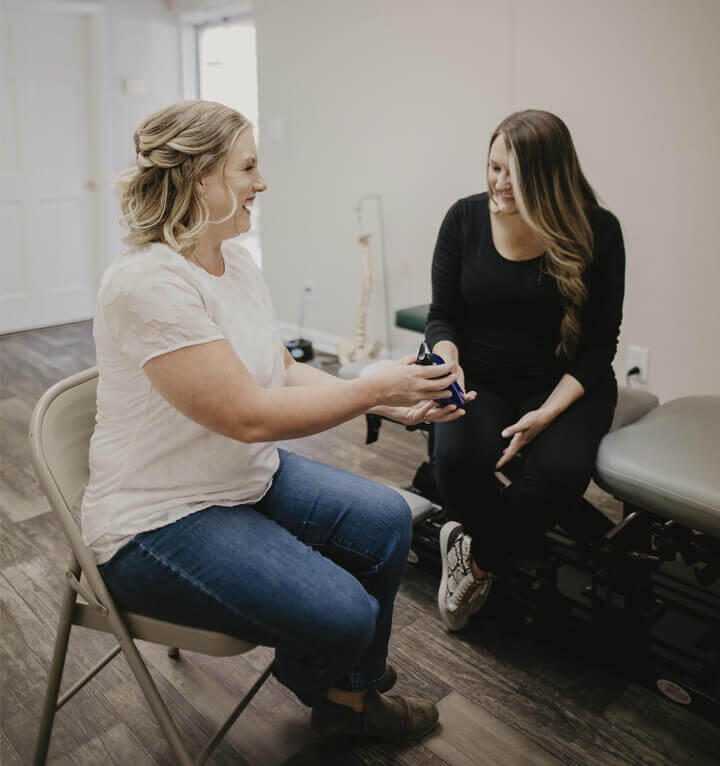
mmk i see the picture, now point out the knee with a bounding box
[321,589,379,657]
[527,454,590,497]
[434,443,468,480]
[383,490,413,550]
[434,429,497,481]
[508,459,589,506]
[363,485,412,555]
[434,445,483,492]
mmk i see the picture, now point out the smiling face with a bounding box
[487,133,518,215]
[199,127,266,238]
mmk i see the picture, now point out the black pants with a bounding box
[433,374,617,572]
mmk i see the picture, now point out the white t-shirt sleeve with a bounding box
[101,263,225,368]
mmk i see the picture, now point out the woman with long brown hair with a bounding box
[429,110,625,631]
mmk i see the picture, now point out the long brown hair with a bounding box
[115,100,250,257]
[488,110,598,359]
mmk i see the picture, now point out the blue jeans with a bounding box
[99,449,412,707]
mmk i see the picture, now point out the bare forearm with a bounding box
[285,359,396,418]
[285,359,339,387]
[246,378,380,441]
[539,374,584,420]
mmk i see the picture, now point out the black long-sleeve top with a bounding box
[425,193,625,395]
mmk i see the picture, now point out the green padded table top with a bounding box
[395,303,429,333]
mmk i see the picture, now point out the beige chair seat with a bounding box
[596,396,720,538]
[73,602,256,657]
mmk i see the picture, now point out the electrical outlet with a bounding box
[627,345,649,383]
[303,278,318,304]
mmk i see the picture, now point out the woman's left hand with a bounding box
[385,390,478,427]
[495,408,553,470]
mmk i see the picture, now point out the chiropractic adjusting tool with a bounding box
[415,341,465,409]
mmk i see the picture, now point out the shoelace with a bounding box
[449,574,487,611]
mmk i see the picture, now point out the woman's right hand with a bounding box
[431,340,466,395]
[453,361,467,395]
[365,355,460,408]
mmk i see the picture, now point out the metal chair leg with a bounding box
[195,660,275,766]
[33,570,78,765]
[115,631,194,766]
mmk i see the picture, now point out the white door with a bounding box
[0,9,97,333]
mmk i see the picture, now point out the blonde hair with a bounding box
[488,110,598,359]
[115,100,250,257]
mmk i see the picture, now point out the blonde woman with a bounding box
[431,110,625,631]
[84,101,468,745]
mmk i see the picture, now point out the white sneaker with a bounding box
[438,521,492,632]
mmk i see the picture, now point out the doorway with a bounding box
[1,7,99,334]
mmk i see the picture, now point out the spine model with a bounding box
[338,234,381,366]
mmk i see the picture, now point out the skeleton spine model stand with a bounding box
[337,233,382,366]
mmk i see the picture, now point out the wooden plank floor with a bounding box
[2,321,719,765]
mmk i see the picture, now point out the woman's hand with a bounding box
[447,356,467,396]
[377,340,477,424]
[431,341,466,394]
[364,355,461,408]
[495,408,553,470]
[382,388,478,426]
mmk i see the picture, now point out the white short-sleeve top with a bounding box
[81,239,286,565]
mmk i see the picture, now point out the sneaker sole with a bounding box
[437,521,463,632]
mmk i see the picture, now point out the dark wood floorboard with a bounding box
[1,727,25,766]
[2,320,719,765]
[424,692,563,766]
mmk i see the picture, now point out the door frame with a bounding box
[176,1,254,100]
[3,0,109,329]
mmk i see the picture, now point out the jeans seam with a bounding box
[290,535,378,565]
[333,541,376,559]
[328,539,382,573]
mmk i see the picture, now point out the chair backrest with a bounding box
[30,367,98,513]
[28,367,109,597]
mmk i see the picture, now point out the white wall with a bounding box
[99,0,184,266]
[255,0,720,402]
[512,0,720,402]
[16,0,184,271]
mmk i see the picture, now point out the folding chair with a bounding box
[29,366,275,765]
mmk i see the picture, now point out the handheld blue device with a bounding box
[415,341,465,408]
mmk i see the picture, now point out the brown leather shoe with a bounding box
[311,688,439,747]
[376,663,397,693]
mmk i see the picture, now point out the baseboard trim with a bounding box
[278,321,405,359]
[278,321,345,356]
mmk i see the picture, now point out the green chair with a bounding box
[30,366,274,765]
